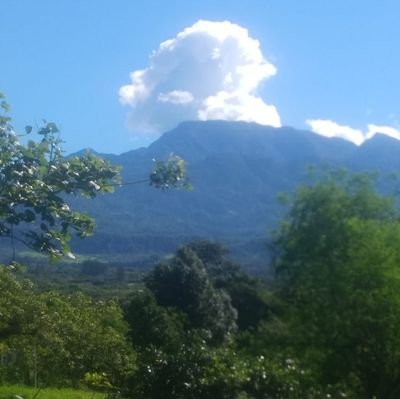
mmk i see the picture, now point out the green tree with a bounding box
[0,92,190,261]
[188,240,272,330]
[125,288,186,350]
[149,153,191,190]
[128,333,342,399]
[0,92,192,393]
[272,170,400,398]
[0,93,120,260]
[146,246,237,343]
[2,288,134,387]
[0,267,32,341]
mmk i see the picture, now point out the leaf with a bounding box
[47,122,59,133]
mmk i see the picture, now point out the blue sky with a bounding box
[1,0,399,153]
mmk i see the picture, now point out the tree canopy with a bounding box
[272,170,400,398]
[0,93,190,261]
[0,93,120,260]
[145,246,237,343]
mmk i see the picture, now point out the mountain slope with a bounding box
[70,121,399,266]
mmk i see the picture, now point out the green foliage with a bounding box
[129,337,347,399]
[145,246,237,343]
[0,267,32,340]
[129,335,244,399]
[149,153,191,190]
[0,92,11,122]
[188,240,272,330]
[187,240,227,266]
[124,288,186,350]
[129,333,213,399]
[124,243,318,398]
[272,170,400,398]
[0,93,120,260]
[0,270,134,388]
[83,372,113,393]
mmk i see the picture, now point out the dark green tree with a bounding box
[146,246,237,343]
[188,240,272,330]
[125,288,186,350]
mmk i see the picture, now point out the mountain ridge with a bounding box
[69,121,400,267]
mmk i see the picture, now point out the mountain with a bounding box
[70,121,400,268]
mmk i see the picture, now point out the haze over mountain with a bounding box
[71,121,400,267]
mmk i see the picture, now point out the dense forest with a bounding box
[2,95,400,399]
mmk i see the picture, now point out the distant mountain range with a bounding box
[70,121,400,268]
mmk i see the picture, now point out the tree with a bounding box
[272,170,400,398]
[125,288,186,350]
[1,285,134,387]
[149,153,191,190]
[0,93,120,260]
[188,240,272,330]
[146,246,237,343]
[0,267,32,340]
[0,93,190,261]
[0,92,192,393]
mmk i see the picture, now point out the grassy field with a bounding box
[0,385,105,399]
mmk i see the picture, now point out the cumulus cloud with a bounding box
[306,119,400,145]
[119,20,281,135]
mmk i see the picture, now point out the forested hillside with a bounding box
[70,120,400,267]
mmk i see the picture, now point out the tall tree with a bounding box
[188,240,272,330]
[146,246,237,343]
[272,170,400,398]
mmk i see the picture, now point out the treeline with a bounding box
[2,171,400,398]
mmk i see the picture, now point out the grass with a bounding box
[0,385,105,399]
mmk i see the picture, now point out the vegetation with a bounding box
[0,267,134,389]
[3,95,400,398]
[0,93,120,261]
[272,170,400,398]
[0,92,189,262]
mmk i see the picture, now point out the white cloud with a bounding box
[306,119,400,145]
[199,91,280,126]
[119,70,150,105]
[119,20,280,135]
[306,119,364,145]
[366,124,400,141]
[158,90,194,104]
